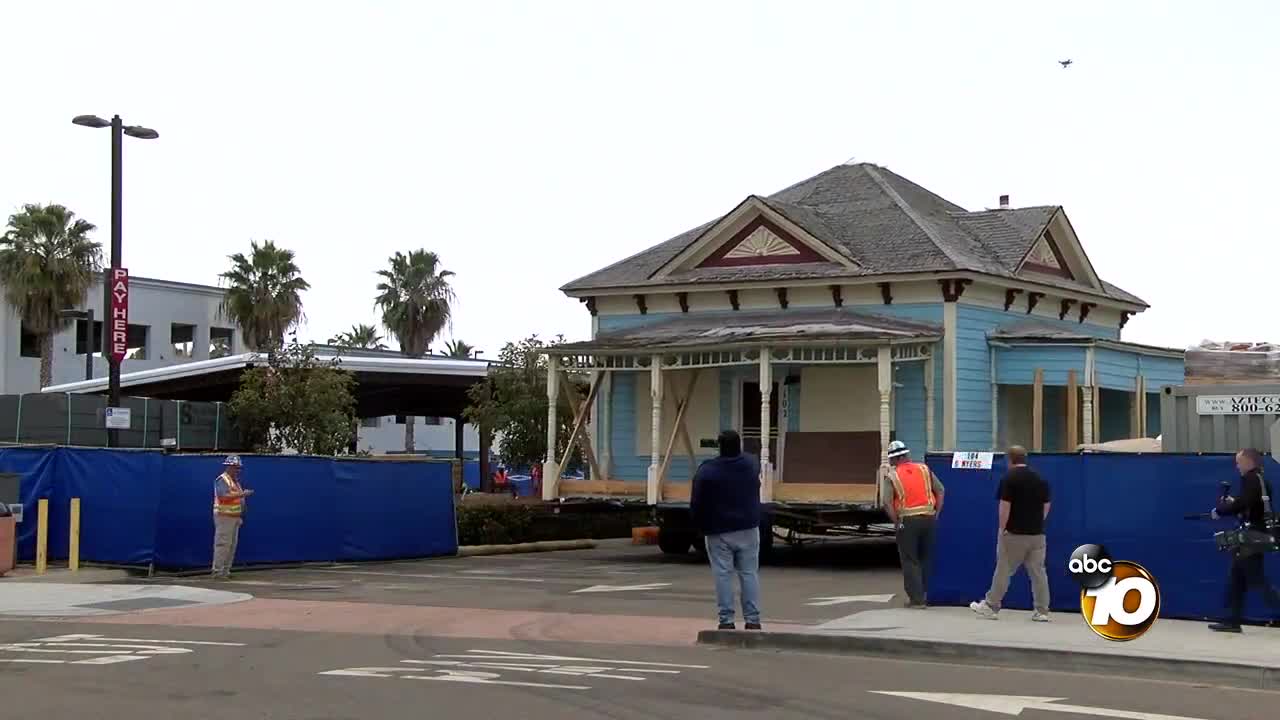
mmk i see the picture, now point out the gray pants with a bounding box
[212,515,242,578]
[985,532,1050,613]
[896,515,936,606]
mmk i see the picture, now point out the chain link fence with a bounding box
[0,393,246,451]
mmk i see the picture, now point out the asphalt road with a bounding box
[0,620,1261,720]
[138,538,907,626]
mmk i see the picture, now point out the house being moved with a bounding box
[541,162,1184,513]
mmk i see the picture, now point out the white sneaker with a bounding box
[1031,612,1051,622]
[969,600,998,619]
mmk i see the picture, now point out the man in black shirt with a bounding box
[970,446,1052,621]
[1208,448,1280,633]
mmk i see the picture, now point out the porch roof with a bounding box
[552,308,942,354]
[988,321,1184,358]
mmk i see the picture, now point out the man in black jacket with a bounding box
[1209,448,1280,632]
[690,430,763,631]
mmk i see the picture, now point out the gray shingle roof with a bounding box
[552,307,943,353]
[561,163,1145,307]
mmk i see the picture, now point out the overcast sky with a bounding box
[2,1,1275,356]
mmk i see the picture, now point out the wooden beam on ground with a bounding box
[1032,368,1044,452]
[557,372,604,482]
[1067,369,1078,451]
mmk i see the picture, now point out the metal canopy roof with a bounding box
[41,352,491,419]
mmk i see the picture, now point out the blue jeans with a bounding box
[705,527,761,625]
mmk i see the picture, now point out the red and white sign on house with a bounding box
[108,268,129,363]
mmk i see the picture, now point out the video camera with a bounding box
[1184,477,1280,554]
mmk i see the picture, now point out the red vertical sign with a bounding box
[109,267,129,364]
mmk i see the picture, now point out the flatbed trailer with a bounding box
[654,499,893,557]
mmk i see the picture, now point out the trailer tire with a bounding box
[658,528,693,555]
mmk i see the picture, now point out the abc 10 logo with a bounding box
[1069,544,1161,641]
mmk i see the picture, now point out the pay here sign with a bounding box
[108,268,129,363]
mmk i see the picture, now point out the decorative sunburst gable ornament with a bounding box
[724,226,802,258]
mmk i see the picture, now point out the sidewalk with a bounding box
[699,607,1280,691]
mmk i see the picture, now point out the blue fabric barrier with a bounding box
[925,453,1280,623]
[463,460,480,490]
[5,447,64,563]
[335,459,457,561]
[9,448,460,570]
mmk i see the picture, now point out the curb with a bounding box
[696,631,1279,691]
[0,567,135,584]
[457,540,598,557]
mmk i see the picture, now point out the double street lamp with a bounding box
[72,114,158,447]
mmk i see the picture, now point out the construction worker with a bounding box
[212,455,253,580]
[879,440,945,608]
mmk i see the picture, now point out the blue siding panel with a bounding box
[894,362,927,455]
[996,346,1087,386]
[598,313,682,333]
[1095,349,1140,391]
[1138,355,1185,390]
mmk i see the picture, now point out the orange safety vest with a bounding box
[889,462,937,517]
[213,472,245,517]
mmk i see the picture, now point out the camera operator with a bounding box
[1208,448,1280,633]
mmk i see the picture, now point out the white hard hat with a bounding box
[222,455,242,467]
[886,440,910,458]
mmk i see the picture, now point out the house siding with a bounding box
[995,346,1088,386]
[1095,348,1140,391]
[956,304,1116,451]
[1138,355,1185,391]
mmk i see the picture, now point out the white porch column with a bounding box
[1081,347,1096,445]
[878,345,892,463]
[542,355,560,501]
[924,353,935,451]
[942,301,958,449]
[599,370,614,478]
[646,355,663,505]
[759,348,774,503]
[990,348,1000,450]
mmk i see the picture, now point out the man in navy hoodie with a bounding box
[690,430,763,630]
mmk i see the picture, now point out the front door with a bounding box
[741,381,779,466]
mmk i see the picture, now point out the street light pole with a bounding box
[73,113,157,448]
[104,115,123,447]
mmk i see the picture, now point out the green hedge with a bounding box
[455,504,651,546]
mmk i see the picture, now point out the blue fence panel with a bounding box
[60,449,163,566]
[219,455,342,566]
[4,447,64,562]
[926,453,1280,623]
[335,459,457,561]
[463,460,480,490]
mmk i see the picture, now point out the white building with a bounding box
[0,275,245,394]
[2,275,481,457]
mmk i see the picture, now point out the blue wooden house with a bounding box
[541,163,1184,504]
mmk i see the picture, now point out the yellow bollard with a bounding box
[36,498,48,574]
[69,498,81,572]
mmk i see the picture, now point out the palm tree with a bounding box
[218,240,310,351]
[330,323,386,350]
[375,249,455,452]
[0,204,103,388]
[443,339,476,359]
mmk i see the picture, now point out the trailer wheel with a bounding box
[658,528,693,555]
[760,524,774,560]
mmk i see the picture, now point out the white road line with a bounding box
[314,569,545,583]
[34,634,246,647]
[806,594,896,606]
[572,583,671,594]
[0,658,64,664]
[443,650,710,669]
